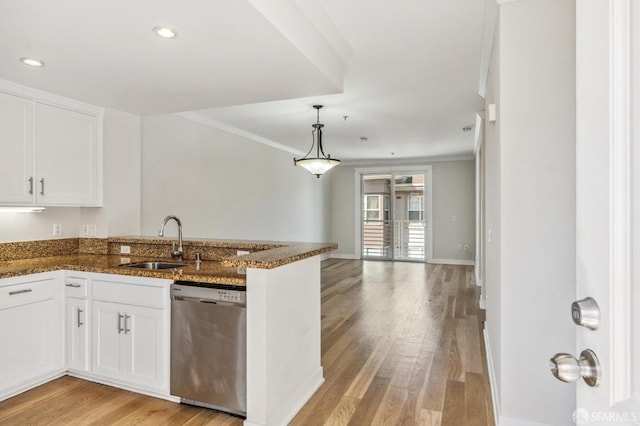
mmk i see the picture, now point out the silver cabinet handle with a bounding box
[40,178,45,196]
[77,308,84,327]
[66,283,81,288]
[9,288,32,296]
[28,177,34,195]
[117,313,124,334]
[549,349,601,387]
[124,314,131,334]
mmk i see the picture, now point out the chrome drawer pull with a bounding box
[28,176,34,195]
[40,178,45,196]
[66,283,82,288]
[9,289,32,296]
[77,308,84,327]
[124,314,130,334]
[117,313,124,334]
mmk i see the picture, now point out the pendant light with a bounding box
[294,105,341,178]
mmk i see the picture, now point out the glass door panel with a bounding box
[361,172,426,261]
[393,174,425,260]
[362,174,392,259]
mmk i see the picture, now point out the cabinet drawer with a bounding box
[92,280,167,308]
[65,277,88,298]
[0,279,57,310]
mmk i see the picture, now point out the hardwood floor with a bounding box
[0,260,494,426]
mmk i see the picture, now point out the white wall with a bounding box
[484,12,502,408]
[484,0,577,424]
[80,108,141,237]
[329,160,475,261]
[140,114,331,243]
[0,108,141,243]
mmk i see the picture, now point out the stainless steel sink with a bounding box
[122,261,186,270]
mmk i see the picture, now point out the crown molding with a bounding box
[175,111,304,157]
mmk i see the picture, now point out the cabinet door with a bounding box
[0,91,35,204]
[124,305,167,391]
[35,103,101,206]
[66,298,89,372]
[0,298,62,397]
[91,301,124,380]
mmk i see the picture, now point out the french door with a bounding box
[361,172,426,261]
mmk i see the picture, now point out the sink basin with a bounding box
[122,261,186,270]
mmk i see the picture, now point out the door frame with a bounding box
[576,0,638,418]
[354,165,433,262]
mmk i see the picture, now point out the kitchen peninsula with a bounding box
[0,237,336,426]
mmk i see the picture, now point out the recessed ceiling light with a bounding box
[153,26,178,39]
[20,57,45,67]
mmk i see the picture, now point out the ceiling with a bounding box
[0,0,486,162]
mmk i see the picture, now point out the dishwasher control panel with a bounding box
[171,283,246,306]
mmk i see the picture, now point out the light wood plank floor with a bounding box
[0,260,494,426]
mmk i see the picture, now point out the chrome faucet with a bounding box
[158,215,183,259]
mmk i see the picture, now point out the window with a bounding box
[408,194,424,221]
[364,194,382,221]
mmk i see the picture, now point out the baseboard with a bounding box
[483,325,500,425]
[244,368,324,426]
[479,296,487,310]
[68,372,179,403]
[430,258,475,266]
[0,369,66,402]
[281,368,324,425]
[498,416,554,426]
[330,253,358,260]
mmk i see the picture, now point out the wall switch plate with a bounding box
[53,223,63,237]
[464,244,469,250]
[452,215,457,222]
[457,243,462,250]
[81,224,90,236]
[120,245,131,254]
[90,224,97,237]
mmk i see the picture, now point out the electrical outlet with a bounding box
[90,224,97,236]
[120,245,131,254]
[53,223,63,237]
[81,224,90,236]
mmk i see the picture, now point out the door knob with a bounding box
[571,297,600,330]
[549,349,601,387]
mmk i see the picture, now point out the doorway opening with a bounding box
[359,169,431,261]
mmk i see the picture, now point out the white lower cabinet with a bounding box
[0,272,65,400]
[0,271,170,402]
[90,274,170,395]
[92,301,166,391]
[66,297,89,372]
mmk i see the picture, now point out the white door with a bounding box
[66,297,88,372]
[92,301,124,379]
[0,91,35,204]
[573,0,640,423]
[35,102,100,206]
[124,304,166,390]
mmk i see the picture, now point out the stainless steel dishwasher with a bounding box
[170,281,247,417]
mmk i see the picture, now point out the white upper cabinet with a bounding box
[0,81,103,207]
[0,92,35,204]
[36,103,101,206]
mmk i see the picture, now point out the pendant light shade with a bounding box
[294,105,340,178]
